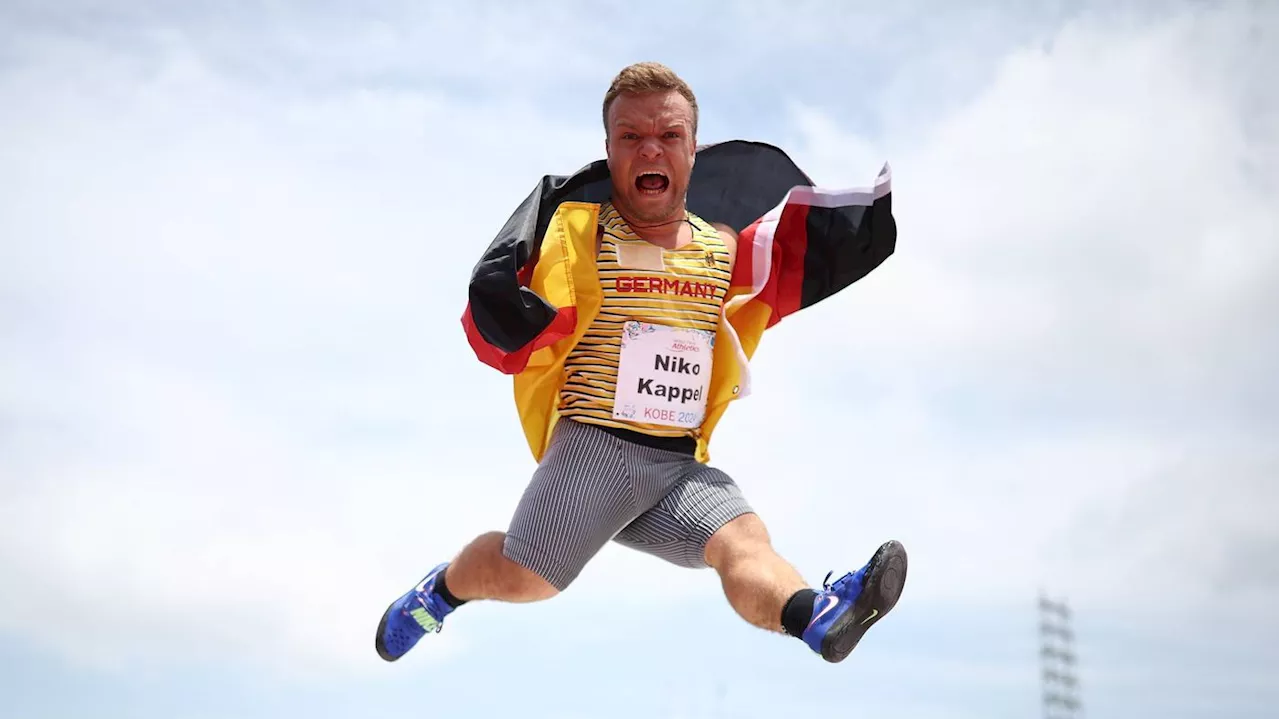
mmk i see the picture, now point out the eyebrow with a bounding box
[612,119,688,131]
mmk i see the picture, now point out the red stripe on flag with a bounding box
[462,302,577,375]
[769,200,809,326]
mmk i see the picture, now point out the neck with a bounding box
[615,205,687,249]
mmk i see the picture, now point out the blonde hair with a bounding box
[602,62,698,138]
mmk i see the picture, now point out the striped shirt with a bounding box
[558,202,732,438]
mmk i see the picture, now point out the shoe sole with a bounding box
[374,599,402,662]
[820,539,908,663]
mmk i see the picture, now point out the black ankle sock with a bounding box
[781,589,818,638]
[434,569,467,608]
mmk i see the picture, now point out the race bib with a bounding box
[613,320,714,428]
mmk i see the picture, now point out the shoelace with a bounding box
[821,569,856,594]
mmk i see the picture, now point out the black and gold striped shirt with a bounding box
[558,202,732,439]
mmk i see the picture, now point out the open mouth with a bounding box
[635,171,669,195]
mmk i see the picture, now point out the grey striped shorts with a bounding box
[502,418,754,591]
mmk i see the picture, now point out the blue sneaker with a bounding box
[801,540,908,663]
[375,563,456,662]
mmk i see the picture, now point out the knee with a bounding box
[703,512,771,568]
[494,533,562,601]
[452,532,561,603]
[509,566,560,602]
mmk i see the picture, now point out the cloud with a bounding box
[0,3,1274,716]
[780,4,1277,405]
[0,13,612,676]
[729,1,1278,621]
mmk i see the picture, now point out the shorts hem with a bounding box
[502,533,578,592]
[682,501,755,568]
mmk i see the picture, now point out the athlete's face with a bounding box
[605,90,696,226]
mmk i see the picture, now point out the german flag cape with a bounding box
[461,139,894,461]
[462,139,895,375]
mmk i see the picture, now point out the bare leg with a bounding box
[703,513,809,633]
[443,532,559,603]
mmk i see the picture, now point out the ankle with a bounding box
[781,588,818,637]
[435,567,467,609]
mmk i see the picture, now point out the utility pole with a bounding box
[1038,593,1081,719]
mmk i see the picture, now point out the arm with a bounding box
[460,181,570,374]
[728,163,895,328]
[710,222,739,275]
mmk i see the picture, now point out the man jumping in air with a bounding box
[375,62,906,664]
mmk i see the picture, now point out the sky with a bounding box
[0,0,1276,717]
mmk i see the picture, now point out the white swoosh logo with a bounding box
[806,595,839,630]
